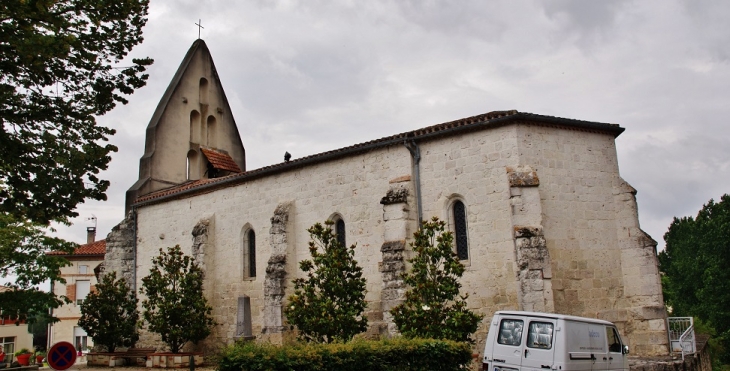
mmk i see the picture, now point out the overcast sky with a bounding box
[52,0,730,253]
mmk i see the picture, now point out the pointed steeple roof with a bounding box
[126,40,246,212]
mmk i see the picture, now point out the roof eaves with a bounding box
[133,110,623,207]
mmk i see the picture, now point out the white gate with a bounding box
[667,317,695,360]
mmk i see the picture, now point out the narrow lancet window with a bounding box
[247,230,256,278]
[335,218,346,247]
[453,200,469,260]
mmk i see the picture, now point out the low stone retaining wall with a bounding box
[147,353,203,368]
[630,335,711,371]
[87,353,126,367]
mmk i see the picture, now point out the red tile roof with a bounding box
[200,147,243,173]
[134,110,623,206]
[47,239,106,257]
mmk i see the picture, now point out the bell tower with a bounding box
[126,40,246,211]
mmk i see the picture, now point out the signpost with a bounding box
[47,341,77,371]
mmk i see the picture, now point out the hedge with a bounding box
[218,337,473,371]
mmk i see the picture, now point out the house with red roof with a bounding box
[0,286,34,362]
[47,228,105,351]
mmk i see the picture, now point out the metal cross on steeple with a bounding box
[195,19,204,39]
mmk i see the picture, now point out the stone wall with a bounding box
[126,123,667,356]
[102,212,136,288]
[513,124,668,355]
[261,202,291,344]
[630,335,712,371]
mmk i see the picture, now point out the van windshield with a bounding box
[497,319,524,346]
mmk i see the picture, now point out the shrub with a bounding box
[284,221,367,343]
[78,272,139,352]
[390,217,482,343]
[141,245,215,353]
[218,338,472,371]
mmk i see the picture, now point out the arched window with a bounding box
[190,110,200,143]
[206,115,217,147]
[335,218,346,247]
[243,228,256,278]
[199,77,209,104]
[452,200,469,260]
[187,149,199,180]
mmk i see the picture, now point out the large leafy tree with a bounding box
[141,245,214,353]
[391,217,481,343]
[0,0,152,323]
[659,194,730,362]
[0,213,75,323]
[1,0,153,224]
[78,272,139,352]
[285,221,368,343]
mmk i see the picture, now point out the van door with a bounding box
[522,319,556,371]
[565,321,609,371]
[491,317,525,370]
[605,327,628,371]
[588,325,610,371]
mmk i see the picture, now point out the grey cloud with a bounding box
[48,1,730,255]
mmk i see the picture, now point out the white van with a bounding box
[482,311,629,371]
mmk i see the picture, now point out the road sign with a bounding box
[47,341,77,371]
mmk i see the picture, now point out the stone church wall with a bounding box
[133,144,413,351]
[127,122,667,356]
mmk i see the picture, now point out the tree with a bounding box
[0,212,75,324]
[1,0,153,224]
[29,310,52,349]
[141,245,214,353]
[659,194,730,363]
[0,0,152,326]
[390,217,481,343]
[284,221,368,343]
[78,272,139,352]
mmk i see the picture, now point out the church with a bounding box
[102,39,669,356]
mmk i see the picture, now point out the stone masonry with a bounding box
[261,202,291,344]
[123,118,668,357]
[102,212,136,288]
[377,178,413,336]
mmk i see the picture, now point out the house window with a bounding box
[75,280,90,305]
[335,218,346,247]
[243,229,256,279]
[74,327,88,351]
[452,200,469,260]
[1,337,15,358]
[79,265,88,274]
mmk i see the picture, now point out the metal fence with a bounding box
[667,317,696,360]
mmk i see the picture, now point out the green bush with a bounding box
[219,338,472,371]
[285,221,368,343]
[391,217,481,343]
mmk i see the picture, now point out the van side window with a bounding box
[497,319,524,346]
[527,322,554,349]
[607,327,622,353]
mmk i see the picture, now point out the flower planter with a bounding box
[16,353,31,366]
[147,353,203,368]
[35,355,44,364]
